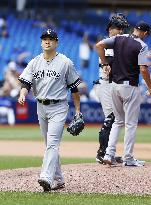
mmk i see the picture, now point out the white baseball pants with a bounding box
[94,79,113,119]
[106,82,141,161]
[37,101,68,186]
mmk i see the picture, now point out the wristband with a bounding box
[101,63,109,67]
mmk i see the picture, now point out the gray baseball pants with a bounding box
[106,82,141,161]
[37,101,68,186]
[94,80,113,118]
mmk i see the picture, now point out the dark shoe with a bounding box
[38,179,51,192]
[96,152,105,164]
[115,156,123,163]
[51,179,65,190]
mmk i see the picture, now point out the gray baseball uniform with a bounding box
[102,34,149,161]
[94,49,114,118]
[19,52,81,186]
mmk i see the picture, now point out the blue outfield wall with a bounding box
[9,100,151,124]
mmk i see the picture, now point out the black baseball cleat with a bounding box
[96,152,105,164]
[38,179,51,192]
[115,156,123,163]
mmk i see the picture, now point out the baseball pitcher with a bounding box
[18,29,82,192]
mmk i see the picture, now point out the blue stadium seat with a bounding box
[0,10,151,91]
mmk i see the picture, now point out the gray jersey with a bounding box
[99,49,114,79]
[19,53,81,100]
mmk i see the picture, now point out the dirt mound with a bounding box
[0,163,151,195]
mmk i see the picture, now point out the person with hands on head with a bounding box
[18,29,81,191]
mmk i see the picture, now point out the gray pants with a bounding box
[37,101,68,186]
[106,82,141,161]
[94,80,113,118]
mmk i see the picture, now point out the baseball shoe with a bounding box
[96,149,123,164]
[96,150,105,164]
[38,179,51,192]
[115,156,123,163]
[103,154,116,166]
[51,179,65,190]
[96,155,123,164]
[123,158,145,167]
[96,153,104,164]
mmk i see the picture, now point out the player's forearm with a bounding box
[20,88,29,97]
[18,88,29,105]
[72,92,80,113]
[140,66,151,89]
[95,41,107,64]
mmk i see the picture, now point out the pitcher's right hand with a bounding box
[18,94,25,105]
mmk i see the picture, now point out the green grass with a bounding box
[0,156,94,170]
[0,192,150,205]
[0,125,151,143]
[0,156,150,170]
[0,126,42,141]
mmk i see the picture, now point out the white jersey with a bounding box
[19,53,81,100]
[99,48,114,80]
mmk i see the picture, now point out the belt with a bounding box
[38,99,62,105]
[100,77,109,81]
[113,80,138,87]
[93,79,100,85]
[93,78,109,85]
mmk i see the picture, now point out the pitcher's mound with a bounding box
[0,163,151,194]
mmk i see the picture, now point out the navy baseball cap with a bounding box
[135,21,151,34]
[106,13,129,31]
[40,29,58,40]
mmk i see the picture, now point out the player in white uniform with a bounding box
[94,13,129,164]
[18,29,81,192]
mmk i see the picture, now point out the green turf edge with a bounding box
[0,126,151,143]
[0,156,150,170]
[0,157,95,170]
[0,192,151,205]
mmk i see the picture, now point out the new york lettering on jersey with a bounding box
[33,70,60,80]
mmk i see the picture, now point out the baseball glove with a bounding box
[67,113,84,136]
